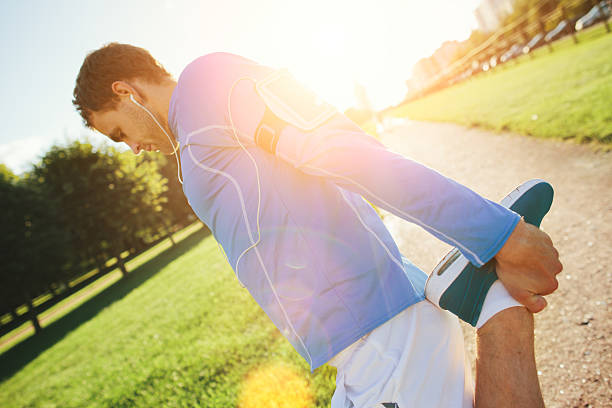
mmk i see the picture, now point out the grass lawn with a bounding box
[0,223,205,355]
[387,23,612,147]
[0,229,336,407]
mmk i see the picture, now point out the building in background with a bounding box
[403,1,511,103]
[474,0,514,32]
[431,40,461,73]
[411,57,439,89]
[409,40,462,89]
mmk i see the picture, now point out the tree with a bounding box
[1,140,191,334]
[150,152,197,242]
[0,166,72,333]
[30,140,168,278]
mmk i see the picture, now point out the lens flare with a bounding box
[238,362,313,408]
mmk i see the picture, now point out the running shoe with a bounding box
[424,179,554,326]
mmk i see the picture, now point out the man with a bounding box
[73,43,562,407]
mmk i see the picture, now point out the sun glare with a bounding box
[238,362,313,408]
[286,22,359,112]
[251,1,478,112]
[270,16,416,112]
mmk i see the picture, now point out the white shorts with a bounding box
[328,300,474,408]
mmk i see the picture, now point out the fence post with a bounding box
[592,0,611,32]
[518,28,533,60]
[539,19,554,52]
[48,284,59,297]
[561,5,579,43]
[116,253,128,277]
[25,295,42,334]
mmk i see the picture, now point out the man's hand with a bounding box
[494,218,563,313]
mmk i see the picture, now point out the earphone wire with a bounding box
[129,94,183,184]
[179,73,313,367]
[226,77,263,276]
[226,77,313,367]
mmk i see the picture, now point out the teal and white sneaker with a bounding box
[424,179,554,327]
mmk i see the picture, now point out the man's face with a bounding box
[90,95,175,155]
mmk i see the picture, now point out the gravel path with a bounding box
[378,119,611,408]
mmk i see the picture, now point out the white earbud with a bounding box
[129,93,183,184]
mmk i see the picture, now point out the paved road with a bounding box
[378,119,612,408]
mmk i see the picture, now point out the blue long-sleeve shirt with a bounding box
[168,52,520,370]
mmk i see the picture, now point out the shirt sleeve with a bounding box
[273,114,520,267]
[173,53,520,267]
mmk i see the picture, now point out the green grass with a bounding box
[0,223,205,355]
[387,23,612,147]
[0,229,336,407]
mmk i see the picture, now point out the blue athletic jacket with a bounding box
[168,52,521,371]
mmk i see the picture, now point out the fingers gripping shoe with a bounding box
[424,179,554,327]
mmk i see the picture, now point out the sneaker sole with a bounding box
[425,179,554,325]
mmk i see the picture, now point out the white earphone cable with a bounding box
[226,77,263,272]
[227,76,312,366]
[129,94,183,184]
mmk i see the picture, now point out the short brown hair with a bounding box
[72,42,172,129]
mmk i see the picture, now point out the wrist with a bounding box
[495,217,526,262]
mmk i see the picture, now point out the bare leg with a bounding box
[474,307,544,408]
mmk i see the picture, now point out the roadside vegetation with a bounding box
[0,229,336,408]
[0,140,195,348]
[387,24,612,147]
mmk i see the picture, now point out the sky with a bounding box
[0,0,480,174]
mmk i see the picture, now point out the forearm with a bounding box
[275,119,520,266]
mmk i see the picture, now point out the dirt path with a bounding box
[378,119,611,408]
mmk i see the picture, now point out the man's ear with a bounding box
[111,80,134,98]
[111,80,148,105]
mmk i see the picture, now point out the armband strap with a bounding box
[254,105,287,155]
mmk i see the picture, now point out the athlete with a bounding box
[73,43,562,407]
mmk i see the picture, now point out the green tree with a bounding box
[150,153,197,243]
[0,166,71,333]
[114,150,170,251]
[30,140,168,278]
[1,140,185,334]
[0,163,17,182]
